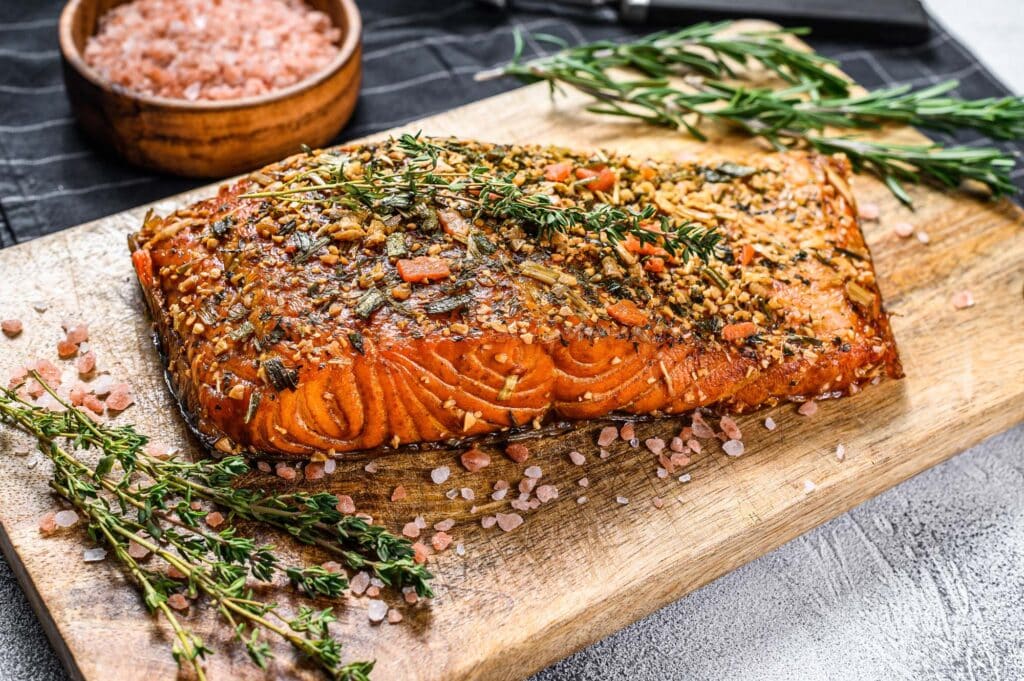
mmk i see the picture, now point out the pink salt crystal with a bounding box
[568,450,585,466]
[669,452,690,468]
[128,540,150,559]
[367,600,388,623]
[39,513,58,536]
[391,485,407,502]
[55,510,79,528]
[495,513,524,532]
[524,466,542,479]
[431,531,453,552]
[599,449,610,459]
[65,324,89,345]
[494,480,509,491]
[481,516,497,529]
[143,441,173,460]
[460,448,491,472]
[528,498,541,510]
[669,437,687,453]
[276,465,296,481]
[686,438,702,453]
[305,462,326,481]
[510,499,530,511]
[433,518,455,532]
[536,484,558,503]
[719,415,742,440]
[414,515,427,529]
[350,571,370,595]
[366,585,381,597]
[106,387,134,412]
[83,394,105,415]
[798,400,818,417]
[505,443,530,463]
[323,459,337,475]
[387,608,403,624]
[616,496,629,505]
[68,385,86,406]
[597,426,618,447]
[691,412,715,439]
[577,496,588,504]
[619,422,635,441]
[321,561,342,574]
[89,374,115,396]
[460,487,475,500]
[430,466,451,484]
[336,495,356,514]
[1,319,23,337]
[36,393,64,413]
[764,417,777,431]
[644,437,666,455]
[578,477,589,487]
[656,467,668,479]
[403,586,419,604]
[167,594,190,611]
[652,497,664,509]
[363,461,379,474]
[491,488,508,501]
[951,290,975,310]
[256,460,272,473]
[34,359,61,386]
[519,478,537,494]
[205,511,224,528]
[893,221,914,238]
[412,542,429,564]
[722,439,745,457]
[859,202,880,220]
[402,522,420,539]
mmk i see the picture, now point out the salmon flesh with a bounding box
[129,137,901,458]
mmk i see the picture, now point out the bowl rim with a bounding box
[58,0,362,111]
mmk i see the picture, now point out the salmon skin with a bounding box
[129,137,901,458]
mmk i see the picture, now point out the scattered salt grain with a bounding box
[363,461,379,474]
[599,449,611,459]
[367,600,388,623]
[686,439,702,453]
[460,487,475,500]
[536,485,558,503]
[798,401,818,417]
[401,522,420,539]
[678,473,692,483]
[505,443,530,463]
[803,479,817,493]
[430,466,451,484]
[445,489,459,500]
[519,478,537,494]
[336,495,356,514]
[304,462,326,481]
[432,531,453,552]
[722,439,745,457]
[893,221,915,238]
[167,593,190,611]
[321,561,342,574]
[619,422,635,441]
[577,496,588,504]
[460,448,491,472]
[719,415,742,440]
[403,586,419,604]
[128,540,150,559]
[597,426,618,447]
[656,467,668,479]
[54,509,79,528]
[391,485,407,502]
[652,497,664,509]
[387,608,403,624]
[951,290,975,310]
[1,319,23,337]
[323,459,337,475]
[669,437,687,453]
[76,351,96,376]
[835,444,846,462]
[616,496,629,505]
[644,437,666,455]
[276,465,296,481]
[691,412,715,439]
[481,516,497,529]
[455,542,466,556]
[578,477,589,488]
[491,488,508,501]
[859,202,880,220]
[83,547,107,563]
[568,450,585,466]
[89,374,115,396]
[510,499,530,511]
[205,511,224,528]
[433,519,455,532]
[414,515,426,529]
[916,231,930,244]
[496,513,524,532]
[412,542,429,564]
[764,417,777,431]
[524,465,542,479]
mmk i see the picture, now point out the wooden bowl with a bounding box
[59,0,362,178]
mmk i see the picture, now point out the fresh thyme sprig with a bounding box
[478,21,850,96]
[489,26,1023,206]
[242,134,722,263]
[0,376,434,680]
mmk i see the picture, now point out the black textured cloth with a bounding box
[0,1,1020,251]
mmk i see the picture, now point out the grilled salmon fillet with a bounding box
[129,136,901,458]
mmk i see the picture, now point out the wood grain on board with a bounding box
[1,22,1023,681]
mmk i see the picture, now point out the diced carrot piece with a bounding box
[738,244,756,266]
[644,257,666,274]
[639,165,658,180]
[606,299,648,327]
[575,166,616,193]
[131,249,153,288]
[437,209,470,238]
[623,233,669,257]
[396,256,451,283]
[543,161,573,182]
[722,322,758,341]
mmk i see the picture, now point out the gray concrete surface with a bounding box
[0,2,1021,680]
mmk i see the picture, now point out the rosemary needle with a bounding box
[0,375,433,680]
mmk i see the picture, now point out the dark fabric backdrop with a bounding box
[0,1,1020,251]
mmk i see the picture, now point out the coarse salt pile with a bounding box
[82,0,342,101]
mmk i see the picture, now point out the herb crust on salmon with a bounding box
[129,135,901,458]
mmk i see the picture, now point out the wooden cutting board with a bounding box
[1,22,1023,681]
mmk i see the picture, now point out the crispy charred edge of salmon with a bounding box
[127,150,904,460]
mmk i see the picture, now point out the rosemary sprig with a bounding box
[0,376,434,680]
[242,133,722,263]
[490,27,1023,206]
[479,21,850,96]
